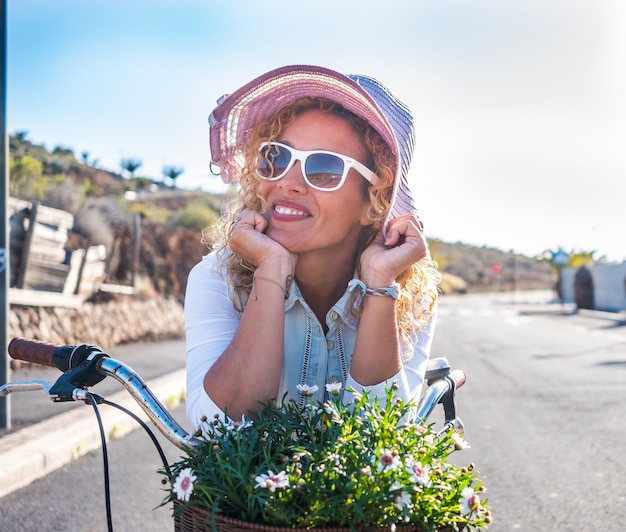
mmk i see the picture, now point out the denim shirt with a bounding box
[185,252,434,425]
[280,280,359,409]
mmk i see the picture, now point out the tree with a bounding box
[13,130,29,142]
[52,145,75,159]
[120,158,142,179]
[9,131,30,156]
[162,165,184,188]
[540,248,596,270]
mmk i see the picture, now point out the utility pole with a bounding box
[1,0,10,429]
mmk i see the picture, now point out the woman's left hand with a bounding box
[359,214,429,285]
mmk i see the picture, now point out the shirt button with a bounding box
[329,377,340,384]
[327,341,334,350]
[330,311,339,321]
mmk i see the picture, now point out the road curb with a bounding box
[0,369,186,499]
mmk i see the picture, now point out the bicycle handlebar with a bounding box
[450,369,466,389]
[8,337,201,450]
[8,337,107,372]
[9,337,60,368]
[415,366,466,429]
[3,337,467,532]
[6,337,465,448]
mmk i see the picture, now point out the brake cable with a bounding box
[85,392,171,532]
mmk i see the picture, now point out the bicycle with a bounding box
[1,337,469,531]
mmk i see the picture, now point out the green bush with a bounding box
[128,202,169,223]
[9,155,48,200]
[177,198,219,231]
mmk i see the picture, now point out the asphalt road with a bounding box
[1,292,625,531]
[432,292,626,531]
[0,403,188,532]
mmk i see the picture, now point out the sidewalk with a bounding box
[0,338,188,499]
[497,289,626,323]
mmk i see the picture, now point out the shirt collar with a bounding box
[285,276,360,329]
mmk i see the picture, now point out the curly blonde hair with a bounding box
[205,98,441,349]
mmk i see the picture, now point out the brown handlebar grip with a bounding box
[450,369,466,390]
[8,337,58,368]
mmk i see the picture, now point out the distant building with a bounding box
[560,262,626,312]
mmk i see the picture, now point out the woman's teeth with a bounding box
[274,205,307,216]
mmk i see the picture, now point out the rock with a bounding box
[9,294,185,363]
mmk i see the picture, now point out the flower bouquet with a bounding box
[163,383,492,531]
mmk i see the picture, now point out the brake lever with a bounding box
[0,380,53,398]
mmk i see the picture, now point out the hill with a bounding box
[430,239,552,294]
[8,133,555,300]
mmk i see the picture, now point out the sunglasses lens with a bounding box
[305,153,345,189]
[258,144,291,179]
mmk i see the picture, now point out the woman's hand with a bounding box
[228,208,297,270]
[203,208,296,420]
[359,214,428,285]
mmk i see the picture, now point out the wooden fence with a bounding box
[8,198,107,306]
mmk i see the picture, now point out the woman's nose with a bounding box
[278,159,307,192]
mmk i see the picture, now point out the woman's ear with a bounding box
[359,179,375,227]
[359,203,375,227]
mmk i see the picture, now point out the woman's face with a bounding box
[259,109,374,260]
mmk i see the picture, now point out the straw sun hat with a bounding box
[209,64,417,230]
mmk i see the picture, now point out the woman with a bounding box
[185,65,441,424]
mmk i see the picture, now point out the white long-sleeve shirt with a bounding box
[185,252,436,425]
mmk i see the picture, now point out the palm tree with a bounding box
[120,158,142,179]
[162,165,184,188]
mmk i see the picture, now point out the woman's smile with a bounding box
[272,202,310,219]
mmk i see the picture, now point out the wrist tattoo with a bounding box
[253,274,294,300]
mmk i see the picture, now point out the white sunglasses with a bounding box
[256,142,379,191]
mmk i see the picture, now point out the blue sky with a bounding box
[7,0,626,261]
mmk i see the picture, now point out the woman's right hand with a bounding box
[228,208,297,269]
[206,208,296,419]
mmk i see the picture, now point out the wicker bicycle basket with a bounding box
[173,500,436,532]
